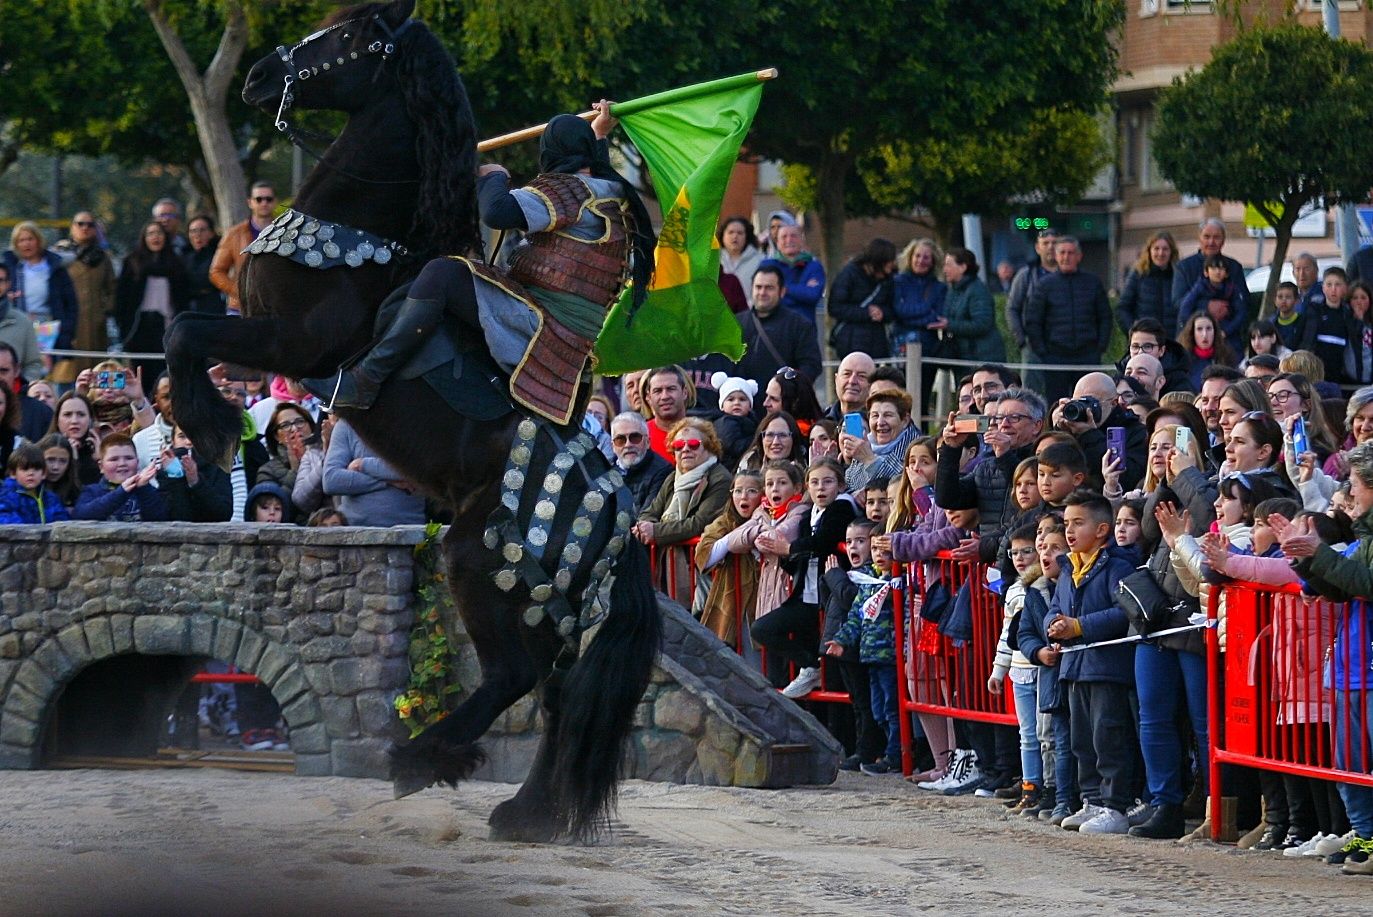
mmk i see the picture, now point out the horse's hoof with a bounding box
[489,796,562,843]
[392,771,434,800]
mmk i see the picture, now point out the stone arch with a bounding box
[0,613,324,773]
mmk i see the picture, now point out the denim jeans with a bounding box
[869,664,901,762]
[1012,676,1043,787]
[1052,710,1076,806]
[1135,644,1208,806]
[1334,689,1373,837]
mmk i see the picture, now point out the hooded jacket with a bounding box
[1049,543,1137,685]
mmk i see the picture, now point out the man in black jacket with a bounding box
[1170,218,1248,335]
[734,265,823,393]
[1053,372,1148,493]
[1117,319,1193,396]
[1024,236,1113,403]
[609,412,671,513]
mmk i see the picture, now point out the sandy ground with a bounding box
[0,768,1367,916]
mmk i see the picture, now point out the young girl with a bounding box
[1017,518,1076,824]
[35,434,81,510]
[1240,319,1293,372]
[696,469,766,647]
[989,522,1045,814]
[752,457,858,698]
[1346,281,1373,384]
[888,437,938,532]
[1180,312,1237,391]
[1114,499,1145,561]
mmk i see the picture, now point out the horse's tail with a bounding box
[552,537,660,841]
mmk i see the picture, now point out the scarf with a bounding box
[769,492,802,521]
[1069,547,1102,586]
[773,250,813,268]
[1194,346,1214,360]
[662,456,717,524]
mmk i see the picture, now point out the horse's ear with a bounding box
[383,0,415,28]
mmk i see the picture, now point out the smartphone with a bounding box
[173,447,191,458]
[1291,415,1309,460]
[1173,425,1193,455]
[1106,426,1126,467]
[96,371,110,389]
[952,413,991,435]
[112,371,126,390]
[843,412,865,438]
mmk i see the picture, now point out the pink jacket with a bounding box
[726,501,808,621]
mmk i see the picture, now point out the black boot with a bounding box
[1129,802,1186,839]
[302,296,444,410]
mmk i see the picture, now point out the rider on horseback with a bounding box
[303,101,656,425]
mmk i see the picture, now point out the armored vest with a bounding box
[506,173,631,306]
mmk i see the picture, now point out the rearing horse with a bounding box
[165,0,659,843]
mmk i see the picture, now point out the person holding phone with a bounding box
[158,426,232,522]
[839,389,918,492]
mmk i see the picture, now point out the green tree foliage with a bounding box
[1152,24,1373,311]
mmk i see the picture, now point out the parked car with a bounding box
[1245,257,1343,294]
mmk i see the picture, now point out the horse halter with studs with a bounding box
[273,13,412,137]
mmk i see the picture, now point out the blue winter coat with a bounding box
[832,564,897,664]
[1048,544,1136,685]
[889,271,947,348]
[1,250,79,350]
[72,480,169,522]
[0,478,69,524]
[760,254,826,323]
[1178,275,1248,342]
[1017,578,1064,712]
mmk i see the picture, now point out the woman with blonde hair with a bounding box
[2,221,78,358]
[890,239,947,415]
[1117,230,1178,333]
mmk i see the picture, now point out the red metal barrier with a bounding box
[893,553,1017,776]
[1209,580,1373,839]
[190,672,260,684]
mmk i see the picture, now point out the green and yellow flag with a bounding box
[594,71,768,375]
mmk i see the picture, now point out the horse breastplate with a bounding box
[244,208,408,270]
[506,173,630,305]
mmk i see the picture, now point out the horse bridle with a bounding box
[273,12,411,138]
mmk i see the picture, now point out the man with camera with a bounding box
[1052,372,1147,492]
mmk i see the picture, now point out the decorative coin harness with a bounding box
[483,418,634,647]
[244,208,408,270]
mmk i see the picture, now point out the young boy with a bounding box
[820,518,884,772]
[244,482,294,524]
[989,522,1044,813]
[827,520,901,774]
[1272,281,1306,352]
[1046,491,1137,835]
[1300,266,1353,383]
[863,475,893,530]
[72,433,168,522]
[1037,442,1088,510]
[0,444,70,524]
[1180,253,1247,341]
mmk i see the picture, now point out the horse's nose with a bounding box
[243,61,270,100]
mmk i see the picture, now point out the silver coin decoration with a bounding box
[323,242,340,259]
[483,527,500,549]
[264,238,280,252]
[344,250,363,267]
[374,247,391,265]
[523,605,544,627]
[278,242,296,256]
[304,250,323,267]
[557,617,577,637]
[555,569,572,591]
[303,220,320,234]
[285,229,299,241]
[297,235,315,250]
[494,569,518,592]
[503,543,524,563]
[531,584,554,602]
[528,528,548,547]
[356,242,375,258]
[317,225,334,241]
[289,213,304,229]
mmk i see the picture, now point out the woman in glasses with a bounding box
[1267,372,1338,463]
[633,417,732,602]
[761,366,823,431]
[257,403,327,516]
[182,214,225,315]
[738,410,806,473]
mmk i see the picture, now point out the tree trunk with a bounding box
[143,0,250,230]
[814,148,853,286]
[1257,199,1303,321]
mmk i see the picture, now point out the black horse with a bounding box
[165,0,659,843]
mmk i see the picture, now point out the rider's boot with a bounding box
[303,296,443,410]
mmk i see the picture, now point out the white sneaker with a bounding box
[1313,830,1356,857]
[781,666,822,699]
[1061,803,1103,831]
[1284,832,1329,858]
[916,750,961,790]
[1079,807,1130,835]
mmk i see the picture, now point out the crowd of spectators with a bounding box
[611,213,1373,875]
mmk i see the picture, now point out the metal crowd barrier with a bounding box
[1208,580,1373,839]
[892,554,1017,777]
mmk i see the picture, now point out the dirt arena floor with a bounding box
[1,768,1367,916]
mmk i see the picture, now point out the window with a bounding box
[1121,111,1140,184]
[1139,108,1171,192]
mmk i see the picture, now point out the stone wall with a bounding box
[0,523,838,786]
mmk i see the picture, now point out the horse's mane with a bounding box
[324,4,481,261]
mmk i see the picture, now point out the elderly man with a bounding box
[1292,252,1325,313]
[822,351,875,425]
[151,197,189,257]
[1024,236,1113,403]
[1052,372,1147,491]
[1171,218,1249,335]
[1124,353,1166,403]
[937,387,1045,546]
[759,224,826,324]
[610,411,672,512]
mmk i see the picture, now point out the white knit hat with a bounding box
[711,371,757,409]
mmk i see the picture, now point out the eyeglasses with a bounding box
[72,220,95,228]
[154,212,178,221]
[990,412,1033,426]
[612,432,644,446]
[775,367,798,381]
[217,385,247,399]
[731,486,762,497]
[1118,392,1137,405]
[1009,547,1037,560]
[188,225,212,234]
[761,431,791,440]
[252,195,276,203]
[1268,389,1299,404]
[277,418,309,431]
[1128,341,1160,353]
[671,438,703,451]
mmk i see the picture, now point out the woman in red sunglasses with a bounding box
[634,417,733,603]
